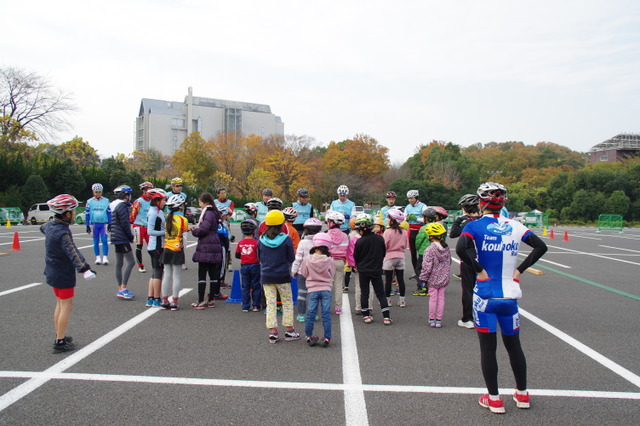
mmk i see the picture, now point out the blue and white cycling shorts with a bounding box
[472,295,520,335]
[91,223,108,238]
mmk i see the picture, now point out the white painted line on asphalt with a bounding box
[341,294,369,426]
[599,244,640,254]
[546,244,640,266]
[0,288,193,413]
[564,234,601,240]
[520,308,640,389]
[518,254,571,268]
[0,283,42,297]
[0,237,45,246]
[0,371,638,400]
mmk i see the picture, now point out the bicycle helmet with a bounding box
[355,216,374,231]
[386,191,397,199]
[91,183,103,192]
[423,207,437,222]
[433,206,449,219]
[304,217,323,233]
[262,188,273,196]
[139,181,153,190]
[297,188,310,197]
[312,233,333,248]
[477,182,508,209]
[325,210,345,225]
[171,177,183,185]
[425,222,447,236]
[282,207,298,221]
[337,185,349,195]
[147,188,167,200]
[266,197,283,210]
[349,217,358,229]
[240,220,257,234]
[113,185,132,199]
[407,189,419,198]
[374,216,385,227]
[47,194,79,214]
[265,210,285,226]
[218,206,229,216]
[458,193,480,207]
[387,208,405,222]
[244,202,258,214]
[166,194,186,208]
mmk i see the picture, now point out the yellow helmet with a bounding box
[374,216,385,227]
[399,220,409,231]
[171,177,183,185]
[425,222,446,236]
[265,210,285,226]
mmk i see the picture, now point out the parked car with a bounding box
[351,205,365,218]
[27,203,54,224]
[185,207,202,224]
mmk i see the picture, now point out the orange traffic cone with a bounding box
[9,232,23,251]
[563,231,569,242]
[549,229,555,239]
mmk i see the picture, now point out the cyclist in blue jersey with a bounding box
[85,183,112,265]
[330,185,355,234]
[256,188,272,223]
[292,188,314,237]
[456,182,547,414]
[379,191,397,227]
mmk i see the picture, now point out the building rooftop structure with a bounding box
[588,133,640,164]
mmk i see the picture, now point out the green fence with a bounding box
[0,207,23,224]
[524,212,549,228]
[597,214,623,232]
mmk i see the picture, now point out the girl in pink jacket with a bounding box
[419,223,451,328]
[300,233,336,347]
[325,211,349,314]
[383,209,408,307]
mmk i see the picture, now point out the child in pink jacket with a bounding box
[383,209,408,307]
[325,211,349,314]
[419,223,451,328]
[300,233,336,347]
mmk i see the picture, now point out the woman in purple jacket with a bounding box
[190,193,224,309]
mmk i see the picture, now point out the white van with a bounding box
[351,205,365,218]
[27,203,54,224]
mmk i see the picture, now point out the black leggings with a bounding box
[197,262,222,302]
[409,229,419,273]
[359,272,390,318]
[384,270,405,297]
[478,331,527,395]
[460,262,476,322]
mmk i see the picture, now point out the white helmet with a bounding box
[325,210,345,225]
[407,190,419,198]
[91,183,103,192]
[337,185,349,195]
[166,194,186,208]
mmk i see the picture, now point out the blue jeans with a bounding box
[305,290,332,340]
[241,263,261,310]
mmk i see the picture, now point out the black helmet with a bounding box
[262,188,273,196]
[423,207,438,222]
[266,197,283,210]
[297,188,310,197]
[240,220,257,234]
[458,194,480,207]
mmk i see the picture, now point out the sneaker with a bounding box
[284,330,301,341]
[116,289,135,299]
[354,309,362,315]
[307,336,318,347]
[207,300,216,308]
[409,274,417,280]
[152,299,162,308]
[211,293,228,300]
[335,308,342,315]
[453,273,461,280]
[252,307,260,312]
[478,394,505,413]
[181,264,188,270]
[363,316,373,324]
[343,287,349,293]
[95,256,102,265]
[52,340,76,354]
[242,309,249,313]
[398,300,406,308]
[513,391,530,409]
[268,332,279,344]
[383,318,393,325]
[101,256,109,265]
[429,319,436,327]
[322,338,331,347]
[145,298,154,307]
[169,303,179,311]
[191,302,207,310]
[458,320,475,329]
[138,264,146,273]
[393,289,400,295]
[412,288,428,296]
[435,319,442,328]
[296,315,306,323]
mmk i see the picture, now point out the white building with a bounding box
[135,87,284,155]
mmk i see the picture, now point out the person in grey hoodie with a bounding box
[299,233,336,347]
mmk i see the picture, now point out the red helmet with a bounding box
[147,188,167,200]
[47,194,79,214]
[139,181,153,190]
[433,206,448,219]
[386,191,397,199]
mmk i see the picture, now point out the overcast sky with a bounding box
[3,0,639,163]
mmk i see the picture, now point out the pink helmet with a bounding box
[304,218,322,227]
[312,233,333,248]
[387,208,405,222]
[47,194,79,214]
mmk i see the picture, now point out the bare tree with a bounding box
[0,67,75,142]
